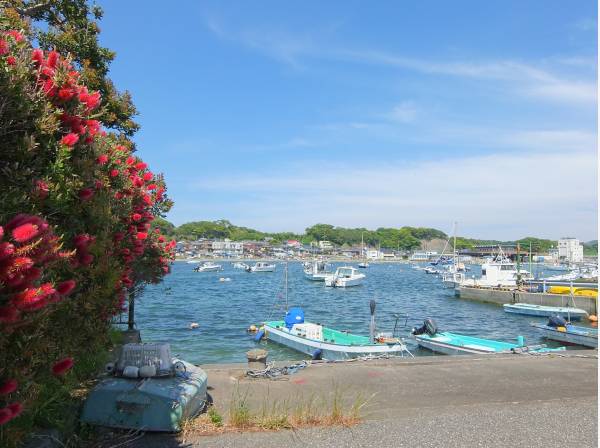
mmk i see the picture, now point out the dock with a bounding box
[457,286,597,314]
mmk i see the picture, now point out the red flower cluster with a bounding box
[51,357,74,376]
[0,215,76,321]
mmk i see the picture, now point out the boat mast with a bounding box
[284,261,289,311]
[453,221,457,269]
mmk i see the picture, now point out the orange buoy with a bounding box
[588,315,598,322]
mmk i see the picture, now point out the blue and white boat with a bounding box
[531,318,598,348]
[411,319,564,355]
[503,303,588,321]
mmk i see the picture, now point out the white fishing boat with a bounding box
[531,317,598,348]
[303,260,332,281]
[257,300,412,360]
[424,266,439,275]
[459,249,533,288]
[503,303,588,320]
[193,261,222,272]
[186,258,202,264]
[442,272,465,288]
[249,262,276,272]
[324,266,365,287]
[232,262,249,270]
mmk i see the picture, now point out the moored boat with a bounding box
[193,261,222,272]
[503,303,588,321]
[249,262,276,272]
[260,305,412,360]
[303,260,332,281]
[531,317,598,348]
[324,266,365,287]
[411,319,564,355]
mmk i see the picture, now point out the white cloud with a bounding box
[189,149,597,240]
[388,101,418,123]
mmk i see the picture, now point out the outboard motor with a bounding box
[412,318,438,336]
[547,315,567,328]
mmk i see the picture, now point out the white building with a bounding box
[366,249,383,260]
[318,240,333,250]
[410,251,438,261]
[557,238,583,263]
[212,239,243,256]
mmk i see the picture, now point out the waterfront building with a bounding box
[212,239,243,257]
[558,238,583,263]
[318,240,334,250]
[410,251,438,261]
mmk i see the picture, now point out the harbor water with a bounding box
[130,261,585,364]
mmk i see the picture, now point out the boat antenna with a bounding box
[369,299,376,343]
[284,260,289,312]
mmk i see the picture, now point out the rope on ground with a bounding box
[245,360,309,380]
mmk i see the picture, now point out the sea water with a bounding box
[128,261,576,364]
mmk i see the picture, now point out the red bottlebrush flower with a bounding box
[0,408,12,425]
[136,232,148,240]
[60,133,79,147]
[158,235,166,243]
[11,257,34,271]
[78,188,94,201]
[73,233,93,248]
[86,120,100,136]
[0,380,17,395]
[97,154,109,165]
[6,403,23,419]
[11,223,39,243]
[51,358,74,376]
[110,169,120,178]
[32,48,44,65]
[0,225,3,240]
[58,88,75,101]
[143,172,153,181]
[114,192,124,200]
[115,145,128,152]
[135,162,148,171]
[13,284,54,311]
[0,242,15,261]
[126,156,135,166]
[146,183,157,190]
[57,280,76,296]
[42,78,56,96]
[0,306,19,323]
[5,30,24,42]
[94,180,104,190]
[46,50,59,68]
[34,179,49,199]
[6,56,16,66]
[142,194,153,205]
[131,213,142,222]
[0,39,8,56]
[80,253,94,265]
[113,232,124,242]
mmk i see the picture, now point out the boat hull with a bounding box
[264,324,407,361]
[304,272,329,281]
[196,266,221,272]
[531,323,597,348]
[503,303,587,320]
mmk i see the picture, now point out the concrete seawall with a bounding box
[458,286,597,314]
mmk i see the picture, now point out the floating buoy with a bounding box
[219,277,232,282]
[588,315,598,322]
[248,324,258,333]
[189,322,199,329]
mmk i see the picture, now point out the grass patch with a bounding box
[181,381,372,438]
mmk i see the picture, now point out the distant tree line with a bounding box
[153,219,588,254]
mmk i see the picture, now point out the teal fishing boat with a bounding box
[81,343,208,432]
[256,264,412,360]
[503,303,588,320]
[411,319,565,355]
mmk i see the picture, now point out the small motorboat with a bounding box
[304,260,332,281]
[248,262,276,272]
[411,319,565,355]
[358,261,369,268]
[324,266,365,287]
[531,316,598,348]
[232,262,249,270]
[423,266,439,275]
[81,343,208,431]
[193,261,222,272]
[258,303,412,360]
[503,303,588,321]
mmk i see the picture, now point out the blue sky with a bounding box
[98,1,597,240]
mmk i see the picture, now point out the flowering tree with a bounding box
[0,26,174,442]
